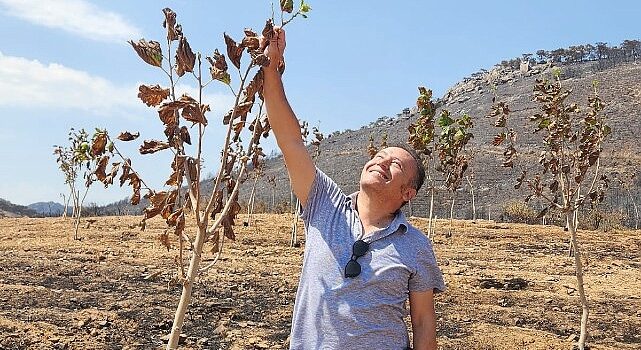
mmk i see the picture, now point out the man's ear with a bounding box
[402,186,417,203]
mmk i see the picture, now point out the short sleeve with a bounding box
[298,168,344,224]
[408,244,446,293]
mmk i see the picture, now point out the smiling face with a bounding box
[359,146,418,206]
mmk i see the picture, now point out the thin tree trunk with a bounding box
[273,186,277,212]
[167,226,206,349]
[427,186,435,238]
[466,176,476,221]
[567,211,589,350]
[448,193,456,236]
[62,193,70,218]
[625,188,639,229]
[73,187,89,240]
[247,177,258,226]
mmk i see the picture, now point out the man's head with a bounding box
[359,144,425,208]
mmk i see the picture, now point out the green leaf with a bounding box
[454,129,465,141]
[300,1,312,13]
[437,113,454,127]
[281,0,294,13]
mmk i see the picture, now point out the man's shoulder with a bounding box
[403,222,434,248]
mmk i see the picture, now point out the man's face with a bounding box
[360,147,418,203]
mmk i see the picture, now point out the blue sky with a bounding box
[1,0,639,206]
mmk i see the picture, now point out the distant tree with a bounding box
[621,39,640,61]
[536,49,548,63]
[595,42,609,60]
[616,172,639,229]
[549,48,566,63]
[53,128,97,240]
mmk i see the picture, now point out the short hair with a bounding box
[387,143,425,192]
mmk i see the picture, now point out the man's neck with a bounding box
[356,191,398,235]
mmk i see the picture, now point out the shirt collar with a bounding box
[347,191,408,242]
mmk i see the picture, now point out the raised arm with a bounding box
[262,28,316,206]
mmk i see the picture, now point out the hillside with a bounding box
[241,59,641,226]
[93,55,641,227]
[27,202,67,216]
[0,198,38,218]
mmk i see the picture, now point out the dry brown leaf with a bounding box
[242,36,260,51]
[167,208,183,226]
[119,160,131,187]
[129,173,142,205]
[245,69,264,102]
[223,100,254,125]
[138,84,170,107]
[95,156,109,182]
[224,33,243,69]
[139,140,171,154]
[128,39,163,67]
[158,102,182,126]
[179,126,191,145]
[103,162,121,186]
[206,49,230,85]
[162,8,179,41]
[174,212,185,236]
[175,36,196,77]
[182,102,209,125]
[91,133,107,157]
[117,131,140,142]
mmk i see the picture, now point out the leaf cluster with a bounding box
[408,87,474,192]
[491,78,611,215]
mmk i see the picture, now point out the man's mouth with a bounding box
[371,169,390,181]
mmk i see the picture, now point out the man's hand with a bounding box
[263,27,286,72]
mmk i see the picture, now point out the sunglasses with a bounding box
[344,239,370,278]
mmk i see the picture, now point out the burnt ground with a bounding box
[0,215,639,349]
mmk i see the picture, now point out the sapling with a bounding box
[408,87,474,236]
[491,75,610,350]
[53,128,98,240]
[84,3,310,348]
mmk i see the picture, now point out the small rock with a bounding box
[213,324,227,336]
[77,320,86,327]
[567,334,577,342]
[97,320,110,328]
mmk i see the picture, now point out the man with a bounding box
[262,28,445,350]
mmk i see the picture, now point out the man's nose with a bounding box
[377,157,391,169]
